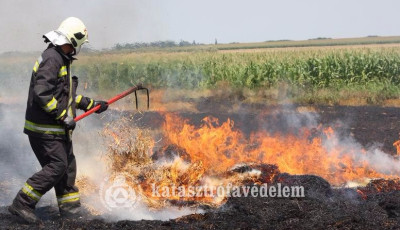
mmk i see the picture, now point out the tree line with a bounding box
[113,40,201,50]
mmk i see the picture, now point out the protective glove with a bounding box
[63,116,76,130]
[94,100,108,114]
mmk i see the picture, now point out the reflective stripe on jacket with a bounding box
[24,44,95,139]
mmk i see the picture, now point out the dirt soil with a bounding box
[1,100,400,229]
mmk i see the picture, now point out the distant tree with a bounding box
[308,37,331,40]
[114,43,121,50]
[179,40,191,46]
[112,39,198,50]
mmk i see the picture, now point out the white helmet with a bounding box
[57,17,89,54]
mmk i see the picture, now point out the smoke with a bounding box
[263,102,400,183]
[0,101,36,206]
[320,124,400,178]
[0,58,37,206]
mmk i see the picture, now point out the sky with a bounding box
[0,0,399,53]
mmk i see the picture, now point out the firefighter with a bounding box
[8,17,108,224]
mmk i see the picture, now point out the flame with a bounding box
[394,136,400,156]
[100,113,400,209]
[163,114,398,185]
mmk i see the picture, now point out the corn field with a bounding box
[73,47,400,94]
[1,46,400,103]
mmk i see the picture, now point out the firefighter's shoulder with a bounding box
[41,46,65,66]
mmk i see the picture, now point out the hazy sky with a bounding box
[1,0,399,52]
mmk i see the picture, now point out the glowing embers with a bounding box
[357,179,400,199]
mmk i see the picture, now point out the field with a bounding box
[81,41,400,106]
[1,38,400,229]
[2,37,400,105]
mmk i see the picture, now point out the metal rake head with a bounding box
[134,86,150,110]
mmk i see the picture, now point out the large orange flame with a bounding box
[163,114,398,186]
[100,113,400,209]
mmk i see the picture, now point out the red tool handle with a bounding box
[74,84,144,122]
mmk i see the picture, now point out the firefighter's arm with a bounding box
[75,94,94,111]
[33,57,66,120]
[76,95,108,113]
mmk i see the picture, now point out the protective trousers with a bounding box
[12,135,80,212]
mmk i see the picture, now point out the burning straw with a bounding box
[100,116,280,209]
[94,113,400,210]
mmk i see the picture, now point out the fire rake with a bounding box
[74,84,149,122]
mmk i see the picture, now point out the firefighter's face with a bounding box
[60,44,74,55]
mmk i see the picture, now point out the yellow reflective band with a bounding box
[21,182,42,201]
[75,95,83,105]
[86,99,94,110]
[33,61,39,72]
[58,197,79,204]
[56,109,66,120]
[42,97,57,113]
[58,66,67,77]
[32,56,43,73]
[57,192,80,204]
[24,120,65,135]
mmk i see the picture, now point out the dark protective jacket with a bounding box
[24,44,94,139]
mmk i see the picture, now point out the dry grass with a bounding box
[98,116,277,209]
[102,117,154,173]
[75,176,102,215]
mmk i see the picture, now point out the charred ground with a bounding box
[1,101,400,229]
[2,179,400,229]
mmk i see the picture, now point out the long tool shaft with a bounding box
[74,84,149,122]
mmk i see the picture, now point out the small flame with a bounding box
[393,133,400,156]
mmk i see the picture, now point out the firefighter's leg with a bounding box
[54,140,81,217]
[10,136,68,223]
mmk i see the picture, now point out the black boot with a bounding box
[9,190,41,224]
[59,201,82,219]
[8,199,41,224]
